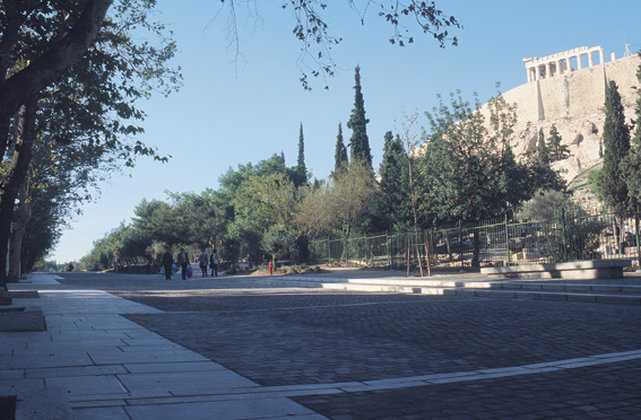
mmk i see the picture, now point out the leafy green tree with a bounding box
[230,173,297,264]
[132,199,183,247]
[296,185,334,237]
[347,66,372,169]
[170,190,228,247]
[421,91,537,267]
[332,163,376,239]
[334,123,348,175]
[500,144,532,212]
[296,162,375,244]
[379,131,409,231]
[518,190,569,222]
[262,224,297,264]
[0,0,180,285]
[526,126,566,194]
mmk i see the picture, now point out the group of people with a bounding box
[198,249,219,278]
[161,248,219,280]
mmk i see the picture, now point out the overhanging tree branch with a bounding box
[0,0,113,117]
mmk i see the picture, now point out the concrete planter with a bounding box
[481,259,631,279]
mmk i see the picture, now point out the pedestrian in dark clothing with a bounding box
[177,248,189,280]
[162,250,173,280]
[209,249,219,277]
[198,250,209,278]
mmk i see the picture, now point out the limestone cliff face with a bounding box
[491,53,640,184]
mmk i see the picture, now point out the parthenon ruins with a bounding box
[523,46,605,82]
[478,44,641,193]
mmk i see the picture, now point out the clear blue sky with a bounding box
[52,0,640,262]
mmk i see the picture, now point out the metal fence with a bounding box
[309,212,639,270]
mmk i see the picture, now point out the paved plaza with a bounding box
[3,271,641,419]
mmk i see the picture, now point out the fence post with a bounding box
[504,213,510,266]
[634,212,641,268]
[560,207,567,262]
[424,230,432,277]
[386,234,391,270]
[327,238,331,265]
[406,234,410,277]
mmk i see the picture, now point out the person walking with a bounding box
[209,249,219,277]
[162,249,173,280]
[177,248,189,280]
[198,249,209,278]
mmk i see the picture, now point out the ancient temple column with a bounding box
[557,60,563,74]
[599,48,605,65]
[576,54,582,70]
[588,51,593,67]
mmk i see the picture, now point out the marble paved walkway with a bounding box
[3,274,324,420]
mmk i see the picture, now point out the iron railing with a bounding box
[309,212,638,270]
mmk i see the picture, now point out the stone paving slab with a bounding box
[117,370,257,395]
[46,375,126,397]
[0,370,23,381]
[89,349,208,365]
[0,310,46,332]
[24,365,127,379]
[0,378,44,395]
[0,352,95,370]
[74,406,131,420]
[123,361,227,374]
[124,397,322,420]
[15,388,72,420]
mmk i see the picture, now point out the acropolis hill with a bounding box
[485,45,640,188]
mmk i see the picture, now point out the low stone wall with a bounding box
[481,259,631,280]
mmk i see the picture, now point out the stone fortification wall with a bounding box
[481,50,640,185]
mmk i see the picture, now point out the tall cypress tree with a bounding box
[334,123,348,175]
[601,80,630,219]
[295,122,307,186]
[536,128,549,165]
[347,65,372,169]
[547,124,570,162]
[379,131,409,230]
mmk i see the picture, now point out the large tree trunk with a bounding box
[472,230,480,269]
[8,186,32,281]
[0,114,10,162]
[0,99,37,288]
[424,233,432,277]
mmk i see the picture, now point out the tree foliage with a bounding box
[379,131,410,231]
[293,123,308,187]
[347,66,372,169]
[600,80,631,218]
[333,123,348,175]
[622,57,641,214]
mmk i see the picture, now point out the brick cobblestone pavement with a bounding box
[124,292,641,385]
[293,359,641,419]
[46,272,641,418]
